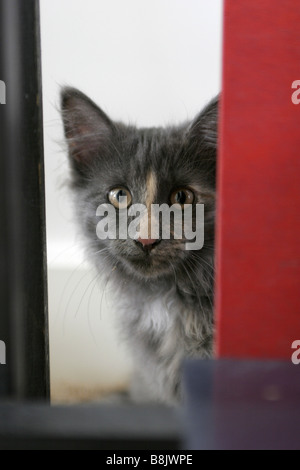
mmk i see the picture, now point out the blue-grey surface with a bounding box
[183,359,300,450]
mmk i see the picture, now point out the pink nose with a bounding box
[138,238,158,247]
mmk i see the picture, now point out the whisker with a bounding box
[62,268,92,335]
[47,242,82,268]
[187,258,214,312]
[54,258,87,327]
[74,272,100,319]
[99,261,118,320]
[94,247,109,255]
[181,262,207,322]
[87,273,104,347]
[168,260,178,286]
[198,254,215,274]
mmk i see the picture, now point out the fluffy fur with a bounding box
[61,87,218,405]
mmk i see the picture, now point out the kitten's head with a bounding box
[61,88,218,286]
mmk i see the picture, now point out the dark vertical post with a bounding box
[0,0,49,399]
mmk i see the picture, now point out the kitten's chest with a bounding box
[139,296,177,336]
[119,290,183,365]
[115,282,213,396]
[122,287,180,336]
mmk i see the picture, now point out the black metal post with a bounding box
[0,0,49,400]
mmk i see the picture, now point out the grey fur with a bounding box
[61,87,218,405]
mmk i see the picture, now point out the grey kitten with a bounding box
[61,88,218,405]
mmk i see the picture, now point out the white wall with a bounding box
[40,0,223,403]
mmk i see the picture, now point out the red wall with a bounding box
[215,0,300,359]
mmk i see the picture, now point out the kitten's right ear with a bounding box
[61,87,115,175]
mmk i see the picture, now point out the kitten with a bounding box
[61,88,218,405]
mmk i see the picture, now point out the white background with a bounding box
[40,0,223,402]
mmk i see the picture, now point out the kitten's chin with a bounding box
[121,256,172,281]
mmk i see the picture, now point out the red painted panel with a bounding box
[215,0,300,359]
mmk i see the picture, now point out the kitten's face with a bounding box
[61,88,218,282]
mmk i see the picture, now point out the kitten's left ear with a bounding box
[189,95,219,151]
[186,95,219,184]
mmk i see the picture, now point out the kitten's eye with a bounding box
[108,187,132,209]
[170,189,194,207]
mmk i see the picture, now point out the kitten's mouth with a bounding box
[119,240,184,279]
[109,237,186,279]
